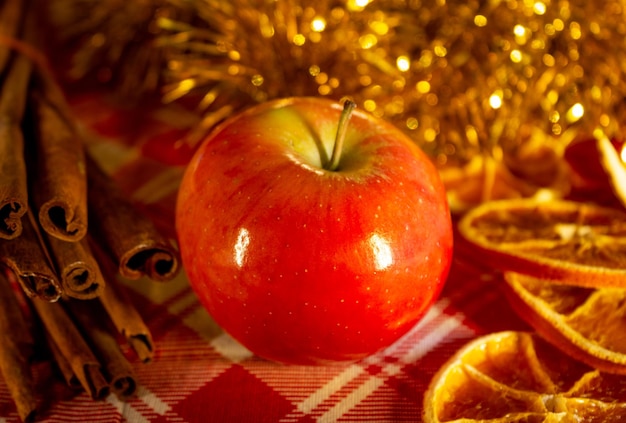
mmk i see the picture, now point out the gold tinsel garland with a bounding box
[44,0,626,206]
[43,0,194,97]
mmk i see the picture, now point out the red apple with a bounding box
[176,97,453,365]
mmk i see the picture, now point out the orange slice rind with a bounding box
[503,272,626,375]
[457,198,626,288]
[423,331,626,422]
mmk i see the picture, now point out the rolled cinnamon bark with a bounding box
[31,299,109,400]
[86,156,179,282]
[65,299,137,398]
[0,270,38,423]
[45,332,82,390]
[0,0,25,72]
[27,78,88,242]
[44,235,104,299]
[92,241,154,363]
[0,48,32,240]
[0,211,62,302]
[100,286,154,363]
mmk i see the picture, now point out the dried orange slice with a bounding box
[441,155,536,213]
[423,331,626,422]
[440,154,565,214]
[596,134,626,209]
[503,272,626,375]
[457,198,626,288]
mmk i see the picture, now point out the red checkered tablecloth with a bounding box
[0,94,530,422]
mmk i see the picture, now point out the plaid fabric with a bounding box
[0,94,530,422]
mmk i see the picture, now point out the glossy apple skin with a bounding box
[176,97,453,365]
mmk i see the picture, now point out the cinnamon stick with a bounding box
[92,242,154,363]
[30,298,109,400]
[86,156,179,282]
[65,299,137,399]
[27,84,88,242]
[0,270,37,423]
[0,0,25,72]
[44,235,104,299]
[0,46,32,240]
[45,332,82,390]
[100,282,154,364]
[0,211,62,302]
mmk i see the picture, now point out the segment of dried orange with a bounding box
[457,198,626,288]
[423,331,626,422]
[503,272,626,375]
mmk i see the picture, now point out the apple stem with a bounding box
[326,99,357,171]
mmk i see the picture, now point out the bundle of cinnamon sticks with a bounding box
[0,1,180,421]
